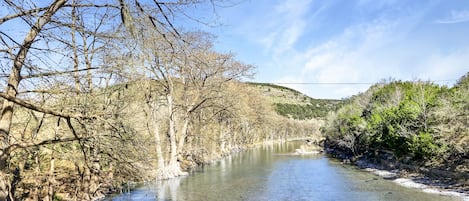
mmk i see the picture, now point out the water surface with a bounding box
[108,142,461,201]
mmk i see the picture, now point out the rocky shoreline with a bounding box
[343,157,469,201]
[362,166,469,200]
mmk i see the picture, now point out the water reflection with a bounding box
[108,141,461,201]
[157,178,182,201]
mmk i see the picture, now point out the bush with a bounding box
[408,132,442,160]
[322,76,468,164]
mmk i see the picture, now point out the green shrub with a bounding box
[322,77,466,163]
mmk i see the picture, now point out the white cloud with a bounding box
[276,6,469,99]
[274,20,306,55]
[268,0,313,55]
[436,10,469,24]
[275,0,312,16]
[417,49,469,81]
[357,0,399,9]
[303,52,335,72]
[244,0,315,56]
[216,0,469,99]
[258,32,277,51]
[300,18,401,80]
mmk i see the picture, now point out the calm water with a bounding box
[108,142,461,201]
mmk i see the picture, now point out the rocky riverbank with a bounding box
[355,159,469,200]
[326,147,469,201]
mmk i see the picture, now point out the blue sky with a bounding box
[198,0,469,99]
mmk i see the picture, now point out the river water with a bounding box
[107,141,462,201]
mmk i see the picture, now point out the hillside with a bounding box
[246,82,343,120]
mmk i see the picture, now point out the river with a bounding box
[107,141,462,201]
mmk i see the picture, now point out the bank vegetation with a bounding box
[323,73,469,190]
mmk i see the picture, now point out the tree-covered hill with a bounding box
[247,82,343,120]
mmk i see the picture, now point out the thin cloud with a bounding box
[282,6,467,99]
[230,0,313,56]
[436,10,469,24]
[211,0,469,99]
[417,49,469,81]
[268,0,313,55]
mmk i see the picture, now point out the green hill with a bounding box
[246,82,343,120]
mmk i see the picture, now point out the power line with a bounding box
[270,79,457,85]
[272,82,374,85]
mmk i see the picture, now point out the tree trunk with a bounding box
[144,91,166,177]
[87,134,101,199]
[176,117,189,155]
[153,111,165,170]
[219,126,226,153]
[45,148,56,201]
[0,1,66,199]
[71,1,81,93]
[82,31,93,92]
[167,94,177,167]
[158,94,188,180]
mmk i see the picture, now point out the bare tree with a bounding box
[0,0,223,199]
[123,19,253,178]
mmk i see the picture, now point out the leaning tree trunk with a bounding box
[0,1,66,199]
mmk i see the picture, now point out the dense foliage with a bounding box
[323,74,468,168]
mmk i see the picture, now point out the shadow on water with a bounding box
[107,141,462,201]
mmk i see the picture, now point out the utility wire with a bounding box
[270,79,456,85]
[272,82,374,85]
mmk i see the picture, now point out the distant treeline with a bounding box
[246,82,304,95]
[275,100,342,120]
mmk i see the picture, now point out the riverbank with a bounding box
[333,154,469,201]
[357,162,469,201]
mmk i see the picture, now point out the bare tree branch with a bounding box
[0,4,120,25]
[0,92,77,119]
[22,68,98,79]
[5,136,89,155]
